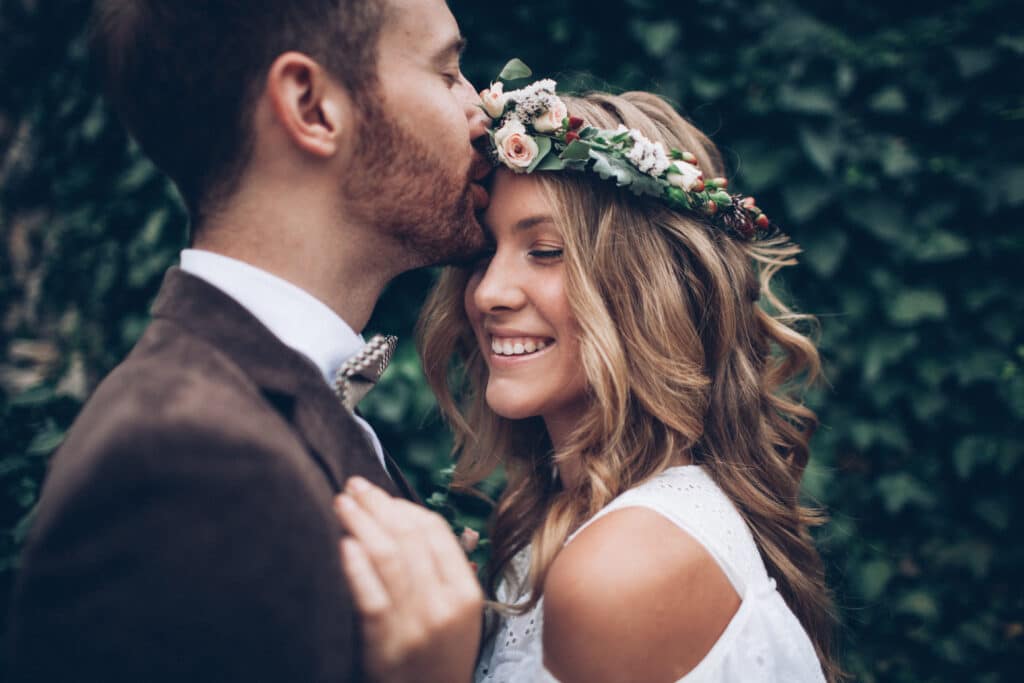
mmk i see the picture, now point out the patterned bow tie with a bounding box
[331,334,397,411]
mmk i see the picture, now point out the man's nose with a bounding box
[460,74,491,141]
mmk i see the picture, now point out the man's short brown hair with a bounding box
[92,0,387,223]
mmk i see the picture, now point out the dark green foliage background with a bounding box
[2,0,1022,679]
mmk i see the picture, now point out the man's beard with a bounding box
[344,98,488,267]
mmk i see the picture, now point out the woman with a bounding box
[335,73,838,682]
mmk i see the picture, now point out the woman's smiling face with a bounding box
[464,170,588,440]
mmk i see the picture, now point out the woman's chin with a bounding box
[484,389,541,422]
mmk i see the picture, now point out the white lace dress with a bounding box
[473,465,826,682]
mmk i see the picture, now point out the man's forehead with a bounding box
[382,0,459,45]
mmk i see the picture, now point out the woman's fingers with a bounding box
[340,477,480,597]
[335,493,412,596]
[339,537,391,616]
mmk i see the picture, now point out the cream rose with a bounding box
[532,98,569,133]
[479,82,507,118]
[494,118,525,146]
[497,130,540,172]
[666,161,704,191]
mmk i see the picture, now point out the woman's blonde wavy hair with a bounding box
[418,91,839,681]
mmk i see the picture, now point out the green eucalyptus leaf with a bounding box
[526,136,553,173]
[534,151,565,172]
[560,140,593,161]
[498,58,532,82]
[589,149,664,198]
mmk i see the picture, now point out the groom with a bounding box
[5,0,490,680]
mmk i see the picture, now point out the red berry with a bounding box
[706,201,718,215]
[713,176,729,189]
[756,214,770,228]
[566,131,580,143]
[693,179,705,192]
[742,196,757,210]
[569,116,585,130]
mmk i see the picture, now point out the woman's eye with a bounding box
[529,248,564,260]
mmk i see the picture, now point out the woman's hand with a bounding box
[335,476,484,683]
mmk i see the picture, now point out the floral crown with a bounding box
[480,59,778,241]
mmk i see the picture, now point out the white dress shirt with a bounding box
[179,249,389,474]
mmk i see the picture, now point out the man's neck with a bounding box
[193,218,393,335]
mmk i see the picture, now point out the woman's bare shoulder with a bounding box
[542,506,741,683]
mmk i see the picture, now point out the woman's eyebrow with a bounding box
[513,215,555,231]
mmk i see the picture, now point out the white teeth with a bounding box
[489,336,554,356]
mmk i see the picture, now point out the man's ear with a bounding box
[265,51,347,158]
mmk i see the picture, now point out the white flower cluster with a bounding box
[616,125,671,177]
[506,79,559,120]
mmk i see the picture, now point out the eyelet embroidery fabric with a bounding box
[473,465,826,683]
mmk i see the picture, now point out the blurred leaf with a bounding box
[26,424,64,456]
[798,126,842,175]
[782,179,834,222]
[777,84,837,114]
[857,559,894,601]
[880,139,920,177]
[885,289,947,325]
[631,20,679,58]
[802,228,848,277]
[952,47,996,78]
[869,87,907,113]
[895,590,941,621]
[877,473,937,514]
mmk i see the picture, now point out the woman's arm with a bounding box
[335,477,483,683]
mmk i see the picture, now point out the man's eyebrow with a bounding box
[432,35,468,65]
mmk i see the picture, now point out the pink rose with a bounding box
[532,98,569,133]
[459,527,480,554]
[479,82,507,119]
[496,126,540,172]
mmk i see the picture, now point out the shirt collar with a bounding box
[179,249,363,386]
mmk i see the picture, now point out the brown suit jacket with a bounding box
[6,267,418,682]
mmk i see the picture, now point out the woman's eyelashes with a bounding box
[528,246,564,260]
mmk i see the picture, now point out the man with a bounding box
[5,0,490,680]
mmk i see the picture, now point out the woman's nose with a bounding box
[472,256,527,313]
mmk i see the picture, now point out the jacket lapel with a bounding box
[150,267,406,499]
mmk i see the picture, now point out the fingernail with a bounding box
[347,476,370,494]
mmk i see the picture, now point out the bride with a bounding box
[333,71,839,683]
